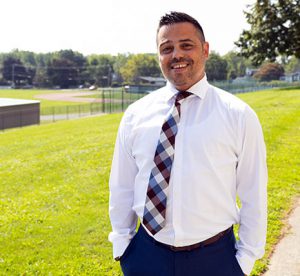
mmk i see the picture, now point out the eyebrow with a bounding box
[159,38,195,48]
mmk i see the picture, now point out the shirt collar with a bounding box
[165,74,209,101]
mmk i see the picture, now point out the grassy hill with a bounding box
[0,88,299,275]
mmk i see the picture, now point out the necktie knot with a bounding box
[175,91,192,117]
[175,91,193,103]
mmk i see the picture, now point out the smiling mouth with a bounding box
[171,63,189,69]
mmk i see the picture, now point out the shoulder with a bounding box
[125,86,168,115]
[120,86,168,128]
[207,85,262,131]
[208,84,257,116]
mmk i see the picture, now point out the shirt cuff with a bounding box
[110,236,131,259]
[236,251,255,276]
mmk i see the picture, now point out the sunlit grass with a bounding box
[238,88,300,275]
[0,88,299,275]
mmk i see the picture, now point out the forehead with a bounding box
[157,22,201,46]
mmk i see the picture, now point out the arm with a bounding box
[108,114,138,259]
[235,106,268,275]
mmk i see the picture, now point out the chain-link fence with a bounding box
[40,88,148,123]
[1,82,299,130]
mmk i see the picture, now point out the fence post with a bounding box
[109,89,112,113]
[102,89,105,113]
[122,87,124,112]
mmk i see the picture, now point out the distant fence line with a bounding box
[38,81,300,123]
[212,80,300,93]
[40,87,146,122]
[1,82,300,130]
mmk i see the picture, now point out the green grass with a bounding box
[0,88,299,275]
[0,114,123,275]
[238,88,300,275]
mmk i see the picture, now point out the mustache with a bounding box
[169,57,193,66]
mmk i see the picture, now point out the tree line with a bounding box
[0,49,247,88]
[0,50,159,88]
[1,49,298,89]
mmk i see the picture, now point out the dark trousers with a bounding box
[120,226,244,276]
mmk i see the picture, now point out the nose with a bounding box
[172,46,184,60]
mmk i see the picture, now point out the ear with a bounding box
[202,42,209,58]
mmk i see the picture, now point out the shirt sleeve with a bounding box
[235,106,268,275]
[108,113,139,259]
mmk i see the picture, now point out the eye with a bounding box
[160,46,173,55]
[181,43,193,50]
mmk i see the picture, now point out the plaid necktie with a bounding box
[143,91,192,235]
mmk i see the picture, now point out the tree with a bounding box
[253,62,284,81]
[47,58,79,88]
[224,51,252,79]
[236,0,300,66]
[284,57,300,73]
[112,54,130,84]
[1,56,28,86]
[206,52,228,81]
[87,54,114,87]
[120,54,161,84]
[47,50,87,88]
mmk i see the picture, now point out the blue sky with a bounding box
[1,0,255,56]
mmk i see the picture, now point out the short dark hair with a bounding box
[157,11,205,42]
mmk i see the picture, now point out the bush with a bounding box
[254,63,284,81]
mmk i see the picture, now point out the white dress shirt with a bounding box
[109,75,267,275]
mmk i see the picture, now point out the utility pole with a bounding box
[12,64,15,88]
[108,65,112,87]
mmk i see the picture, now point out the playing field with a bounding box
[0,87,299,275]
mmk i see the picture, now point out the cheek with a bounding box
[159,57,169,71]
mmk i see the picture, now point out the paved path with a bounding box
[263,198,300,276]
[40,112,104,121]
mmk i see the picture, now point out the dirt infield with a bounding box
[35,92,103,103]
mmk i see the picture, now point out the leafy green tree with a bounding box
[47,50,87,88]
[12,50,37,67]
[224,51,252,79]
[112,53,130,84]
[31,53,53,87]
[47,58,78,88]
[236,0,300,66]
[206,52,228,81]
[87,54,114,87]
[33,67,49,87]
[1,56,28,86]
[253,62,284,81]
[120,54,161,84]
[284,57,300,73]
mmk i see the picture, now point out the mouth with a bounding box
[171,62,189,70]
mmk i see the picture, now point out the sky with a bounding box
[1,0,255,56]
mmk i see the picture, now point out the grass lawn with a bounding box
[0,87,299,275]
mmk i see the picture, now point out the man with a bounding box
[109,11,267,276]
